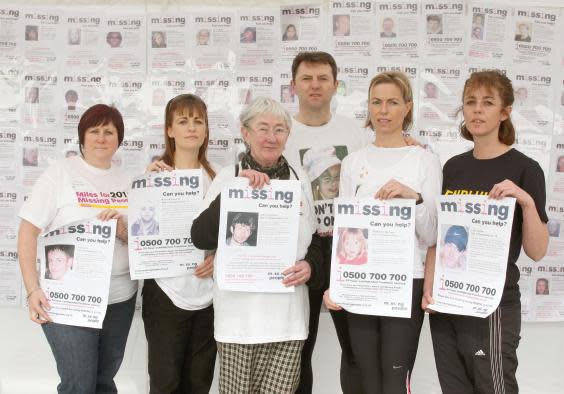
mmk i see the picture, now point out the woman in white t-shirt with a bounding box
[18,104,137,393]
[324,72,442,393]
[141,94,217,393]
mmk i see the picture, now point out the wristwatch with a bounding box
[415,193,423,205]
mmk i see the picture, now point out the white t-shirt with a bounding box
[154,169,215,310]
[284,114,371,236]
[197,163,316,344]
[340,144,442,278]
[19,156,137,304]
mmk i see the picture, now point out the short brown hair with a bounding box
[78,104,124,154]
[161,94,215,179]
[291,51,337,82]
[459,71,515,145]
[364,71,413,131]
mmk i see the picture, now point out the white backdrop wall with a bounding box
[1,0,563,393]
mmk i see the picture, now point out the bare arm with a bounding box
[489,180,548,261]
[18,219,51,323]
[520,197,548,261]
[421,246,436,311]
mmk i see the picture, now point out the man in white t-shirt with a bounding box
[284,51,367,394]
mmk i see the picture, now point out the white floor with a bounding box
[1,307,562,393]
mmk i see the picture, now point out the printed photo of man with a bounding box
[45,244,75,281]
[226,212,258,247]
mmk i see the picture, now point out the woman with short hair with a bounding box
[17,104,136,393]
[191,97,323,393]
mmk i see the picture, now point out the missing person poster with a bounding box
[429,195,516,317]
[330,198,415,317]
[216,178,301,292]
[38,218,116,328]
[128,170,204,279]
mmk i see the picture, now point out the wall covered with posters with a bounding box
[1,0,563,393]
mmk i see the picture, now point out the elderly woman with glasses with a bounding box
[191,97,323,393]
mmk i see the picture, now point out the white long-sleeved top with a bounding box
[339,144,442,278]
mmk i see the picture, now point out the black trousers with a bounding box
[430,302,521,394]
[346,279,425,394]
[296,236,364,394]
[142,279,217,394]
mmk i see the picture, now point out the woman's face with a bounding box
[286,26,297,39]
[243,29,254,42]
[141,205,155,222]
[154,33,164,46]
[369,82,411,135]
[558,156,564,171]
[27,88,38,103]
[462,86,509,141]
[518,24,529,37]
[440,242,463,268]
[242,112,289,167]
[536,280,548,294]
[82,122,120,167]
[167,109,207,153]
[343,234,362,259]
[318,164,340,199]
[281,87,292,103]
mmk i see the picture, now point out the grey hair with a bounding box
[239,96,292,131]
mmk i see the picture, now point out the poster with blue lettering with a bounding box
[429,195,516,317]
[38,218,116,328]
[329,197,415,317]
[128,169,204,279]
[216,178,301,292]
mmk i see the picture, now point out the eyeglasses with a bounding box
[247,125,289,137]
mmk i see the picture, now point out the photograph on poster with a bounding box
[106,31,122,47]
[44,244,75,281]
[380,17,396,38]
[225,211,258,247]
[439,225,468,271]
[336,227,368,265]
[282,24,298,41]
[131,204,160,236]
[536,278,549,295]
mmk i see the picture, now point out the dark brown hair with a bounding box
[459,71,515,145]
[161,94,215,179]
[78,104,124,154]
[364,71,413,131]
[291,51,337,82]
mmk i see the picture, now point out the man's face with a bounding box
[427,19,440,33]
[47,249,72,280]
[536,280,548,294]
[292,62,337,111]
[383,19,394,33]
[107,33,121,47]
[231,223,251,244]
[335,15,350,35]
[198,30,209,45]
